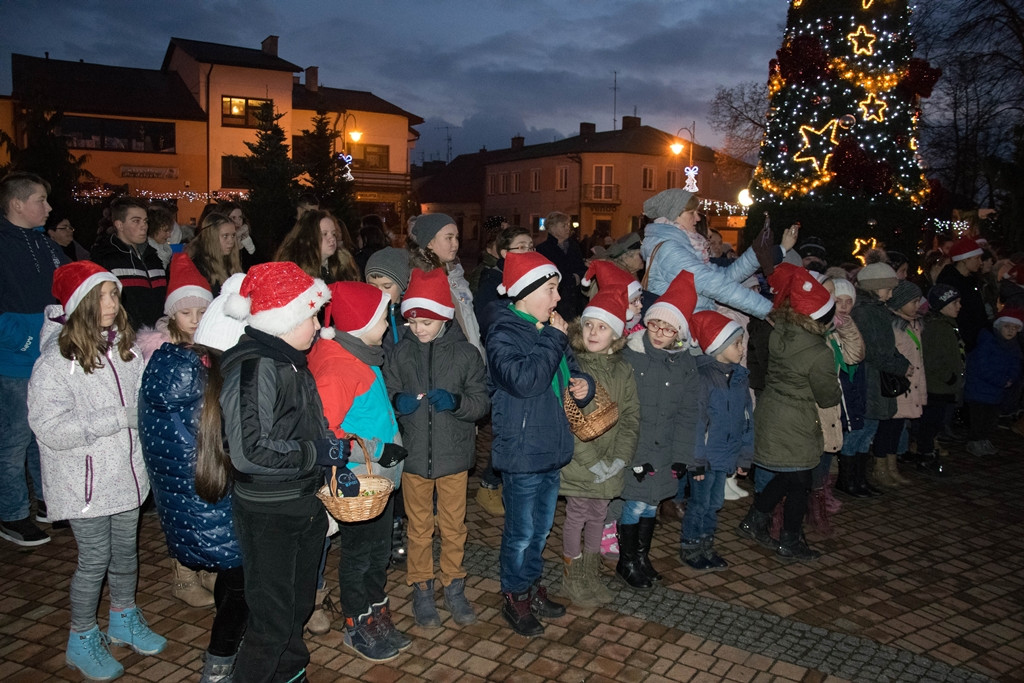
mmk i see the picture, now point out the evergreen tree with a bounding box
[748,0,941,261]
[296,111,357,229]
[240,102,300,259]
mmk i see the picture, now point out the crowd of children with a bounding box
[4,171,1024,681]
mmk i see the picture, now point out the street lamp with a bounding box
[341,112,361,146]
[671,122,698,192]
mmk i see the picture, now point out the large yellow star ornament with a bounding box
[862,0,875,8]
[848,25,877,55]
[794,119,841,174]
[859,93,888,122]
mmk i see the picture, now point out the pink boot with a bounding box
[600,522,619,559]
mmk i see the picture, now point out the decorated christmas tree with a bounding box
[748,0,941,261]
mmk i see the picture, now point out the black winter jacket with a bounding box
[850,294,910,420]
[90,234,167,329]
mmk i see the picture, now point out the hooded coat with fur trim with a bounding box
[558,323,640,500]
[754,312,842,470]
[28,305,149,520]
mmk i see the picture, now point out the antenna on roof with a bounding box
[611,71,618,131]
[435,125,453,163]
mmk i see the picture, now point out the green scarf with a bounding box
[509,304,571,399]
[828,336,857,382]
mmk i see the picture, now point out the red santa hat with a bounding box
[644,270,697,339]
[581,287,629,338]
[321,281,390,340]
[1003,263,1024,286]
[401,268,455,321]
[499,251,560,300]
[993,307,1024,329]
[949,237,983,262]
[768,263,835,320]
[690,310,744,358]
[581,260,642,301]
[52,261,121,317]
[224,262,329,336]
[164,252,213,316]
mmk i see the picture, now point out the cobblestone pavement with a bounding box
[1,422,1021,682]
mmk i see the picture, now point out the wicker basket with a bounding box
[563,381,619,442]
[317,436,394,523]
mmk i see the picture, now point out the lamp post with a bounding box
[670,122,698,192]
[341,112,361,150]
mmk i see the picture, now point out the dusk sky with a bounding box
[1,0,791,161]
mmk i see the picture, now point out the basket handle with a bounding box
[327,433,373,498]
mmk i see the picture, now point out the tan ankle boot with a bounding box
[198,570,216,593]
[171,559,215,608]
[305,586,334,635]
[870,457,896,488]
[886,454,911,485]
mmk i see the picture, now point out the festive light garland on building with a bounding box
[699,198,749,217]
[73,187,249,204]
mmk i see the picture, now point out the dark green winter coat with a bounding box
[558,324,640,500]
[383,322,490,479]
[850,293,910,420]
[754,310,842,470]
[921,312,964,400]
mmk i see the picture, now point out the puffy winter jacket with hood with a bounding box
[965,328,1022,405]
[384,321,490,479]
[28,305,149,520]
[921,312,964,400]
[850,293,910,420]
[140,342,241,570]
[693,356,753,473]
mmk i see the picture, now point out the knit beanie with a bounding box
[690,310,744,357]
[645,270,697,339]
[831,277,856,303]
[365,246,411,291]
[581,260,642,300]
[993,307,1024,330]
[856,262,899,292]
[194,272,246,352]
[411,213,455,248]
[581,287,629,338]
[321,281,389,340]
[164,252,213,316]
[224,262,329,336]
[887,280,923,311]
[949,237,983,262]
[401,268,455,321]
[642,189,696,222]
[52,261,121,317]
[768,263,835,320]
[499,251,560,300]
[927,283,960,312]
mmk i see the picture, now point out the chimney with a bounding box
[622,115,641,129]
[261,35,279,57]
[305,66,318,92]
[579,122,596,136]
[510,135,524,150]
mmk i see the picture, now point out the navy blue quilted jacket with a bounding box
[139,342,241,570]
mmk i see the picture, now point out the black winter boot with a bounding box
[614,523,652,589]
[736,506,773,548]
[501,591,544,637]
[776,530,821,563]
[701,535,728,571]
[834,456,867,497]
[916,451,946,475]
[856,452,882,496]
[529,582,565,619]
[635,517,662,582]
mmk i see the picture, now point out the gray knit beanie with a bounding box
[642,189,695,222]
[411,213,455,248]
[856,262,899,291]
[365,247,411,291]
[887,279,922,311]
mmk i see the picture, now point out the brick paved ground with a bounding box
[1,422,1021,682]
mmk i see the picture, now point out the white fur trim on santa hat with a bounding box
[627,281,642,300]
[703,320,743,357]
[400,296,455,320]
[644,302,689,340]
[951,246,983,262]
[582,305,625,338]
[66,272,121,317]
[164,284,213,316]
[245,279,330,337]
[321,289,389,340]
[994,313,1024,328]
[809,293,836,321]
[498,263,560,297]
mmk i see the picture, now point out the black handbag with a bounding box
[879,370,910,398]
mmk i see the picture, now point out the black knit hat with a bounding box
[927,283,960,312]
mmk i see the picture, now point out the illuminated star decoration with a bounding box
[847,25,877,55]
[859,93,888,122]
[853,237,878,265]
[862,0,875,8]
[684,166,699,193]
[793,119,841,174]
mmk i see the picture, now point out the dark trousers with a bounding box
[337,496,393,618]
[209,566,247,657]
[232,494,327,683]
[918,397,952,454]
[968,401,1000,441]
[754,469,811,534]
[874,418,905,456]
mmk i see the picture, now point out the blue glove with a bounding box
[314,436,350,466]
[332,466,360,498]
[394,392,422,416]
[426,388,460,412]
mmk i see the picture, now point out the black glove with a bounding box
[692,465,707,477]
[378,443,408,468]
[631,463,655,483]
[331,466,360,498]
[752,223,776,276]
[671,463,687,480]
[314,436,351,466]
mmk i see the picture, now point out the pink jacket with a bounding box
[894,318,927,419]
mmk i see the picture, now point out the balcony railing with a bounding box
[582,183,620,203]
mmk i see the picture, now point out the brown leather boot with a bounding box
[305,586,335,635]
[886,454,911,485]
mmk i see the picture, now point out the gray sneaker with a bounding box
[0,517,51,547]
[966,440,988,457]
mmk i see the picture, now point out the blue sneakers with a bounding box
[107,607,167,655]
[66,626,124,681]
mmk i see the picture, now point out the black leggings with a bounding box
[209,566,248,657]
[874,418,905,457]
[755,470,811,534]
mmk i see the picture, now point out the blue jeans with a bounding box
[619,499,657,525]
[681,470,727,541]
[840,418,879,456]
[0,375,44,521]
[500,470,560,594]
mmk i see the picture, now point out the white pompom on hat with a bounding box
[224,262,329,336]
[769,263,835,320]
[51,261,121,317]
[581,287,629,338]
